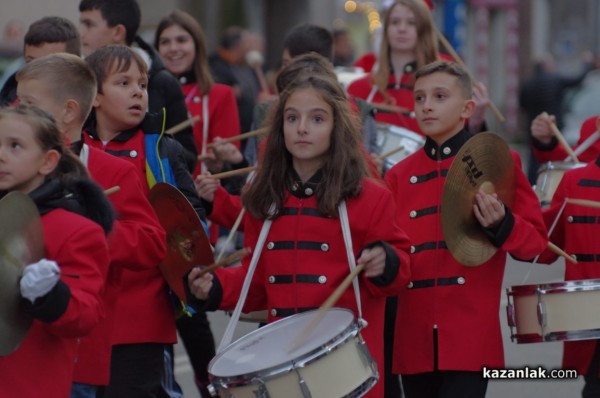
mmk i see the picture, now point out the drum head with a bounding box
[210,308,355,377]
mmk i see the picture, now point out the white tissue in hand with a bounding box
[20,259,60,302]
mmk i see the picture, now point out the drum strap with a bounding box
[339,201,365,325]
[218,214,273,353]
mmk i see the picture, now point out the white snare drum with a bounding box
[376,123,425,169]
[335,66,367,90]
[208,308,378,398]
[506,279,600,343]
[534,161,586,207]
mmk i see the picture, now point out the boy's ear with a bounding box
[39,149,60,177]
[113,24,127,45]
[63,99,80,126]
[461,99,476,120]
[92,93,101,108]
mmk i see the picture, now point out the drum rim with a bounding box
[512,328,600,344]
[209,308,358,383]
[536,161,587,173]
[507,279,600,295]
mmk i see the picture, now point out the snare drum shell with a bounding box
[507,280,600,343]
[534,162,586,207]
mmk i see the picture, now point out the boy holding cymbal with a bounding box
[384,60,547,398]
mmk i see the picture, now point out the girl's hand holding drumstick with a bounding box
[194,172,220,202]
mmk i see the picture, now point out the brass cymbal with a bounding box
[441,132,516,266]
[148,183,213,301]
[0,191,44,356]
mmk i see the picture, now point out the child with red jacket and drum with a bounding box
[534,115,600,397]
[187,70,411,398]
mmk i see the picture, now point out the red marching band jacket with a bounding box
[214,177,411,398]
[181,81,241,177]
[0,209,110,398]
[72,145,167,385]
[83,131,177,347]
[536,157,600,376]
[384,130,548,375]
[347,63,422,135]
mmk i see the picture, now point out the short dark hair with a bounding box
[24,16,81,56]
[85,45,147,94]
[283,24,333,61]
[79,0,141,45]
[415,60,473,99]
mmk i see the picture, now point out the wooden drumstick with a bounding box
[377,146,405,161]
[547,241,577,264]
[215,208,246,262]
[565,198,600,210]
[288,263,365,353]
[435,31,505,124]
[542,113,580,162]
[196,247,251,278]
[165,116,200,136]
[209,166,257,180]
[206,128,268,149]
[104,186,120,196]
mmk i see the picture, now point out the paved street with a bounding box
[174,256,586,397]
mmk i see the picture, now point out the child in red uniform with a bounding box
[155,10,245,178]
[535,116,600,397]
[15,53,167,398]
[384,61,547,398]
[187,70,412,398]
[0,104,113,398]
[83,45,207,397]
[348,0,488,135]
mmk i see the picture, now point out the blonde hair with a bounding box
[17,53,97,123]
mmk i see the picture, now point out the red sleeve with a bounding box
[500,152,548,258]
[360,184,411,297]
[209,186,245,231]
[45,217,110,337]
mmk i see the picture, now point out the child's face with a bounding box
[0,115,56,193]
[157,24,196,77]
[386,3,418,54]
[94,62,148,132]
[413,72,474,144]
[283,87,333,177]
[79,9,119,56]
[17,78,67,132]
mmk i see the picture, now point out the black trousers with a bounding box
[583,340,600,398]
[385,296,403,397]
[401,370,488,398]
[98,343,164,398]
